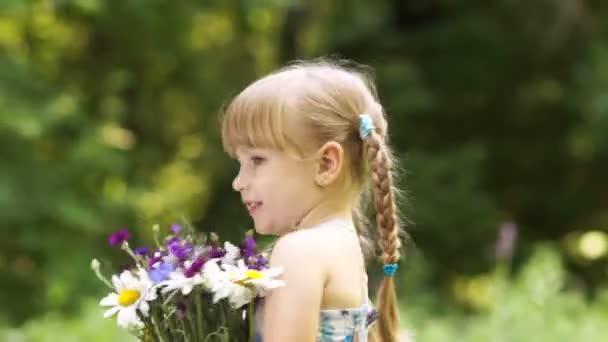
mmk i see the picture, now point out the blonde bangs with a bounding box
[221,76,304,157]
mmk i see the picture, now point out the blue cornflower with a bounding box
[149,262,174,283]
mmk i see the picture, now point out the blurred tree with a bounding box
[1,0,607,326]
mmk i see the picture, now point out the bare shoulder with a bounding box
[270,228,329,264]
[262,229,329,341]
[270,223,352,267]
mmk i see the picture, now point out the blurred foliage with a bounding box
[0,299,135,342]
[1,0,608,338]
[404,245,608,341]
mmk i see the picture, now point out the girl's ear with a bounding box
[314,141,344,187]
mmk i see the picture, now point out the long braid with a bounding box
[365,131,401,342]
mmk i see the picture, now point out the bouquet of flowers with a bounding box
[91,223,284,341]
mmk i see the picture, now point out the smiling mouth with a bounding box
[246,202,262,214]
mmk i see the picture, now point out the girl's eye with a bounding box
[251,156,265,166]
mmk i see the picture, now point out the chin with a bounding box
[253,227,271,235]
[253,221,284,236]
[252,222,274,236]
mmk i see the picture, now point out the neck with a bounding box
[291,197,353,233]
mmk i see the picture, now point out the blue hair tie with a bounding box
[382,263,398,277]
[359,114,375,140]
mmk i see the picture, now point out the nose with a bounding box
[232,168,246,192]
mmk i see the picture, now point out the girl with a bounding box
[221,60,406,342]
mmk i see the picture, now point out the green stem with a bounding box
[180,319,190,342]
[165,309,178,341]
[138,312,156,342]
[151,311,167,342]
[186,310,198,341]
[248,301,255,342]
[153,224,162,249]
[195,291,205,341]
[154,323,166,342]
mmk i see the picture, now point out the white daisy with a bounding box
[202,259,255,308]
[224,259,285,297]
[157,261,205,296]
[202,259,285,308]
[99,268,157,328]
[221,241,240,265]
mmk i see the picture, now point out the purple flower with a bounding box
[247,255,267,270]
[135,247,150,255]
[108,228,131,246]
[149,255,162,268]
[149,262,175,283]
[184,257,207,278]
[171,224,183,234]
[168,239,193,260]
[255,255,267,270]
[243,237,257,258]
[208,246,226,259]
[166,236,180,245]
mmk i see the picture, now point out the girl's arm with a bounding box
[262,232,326,342]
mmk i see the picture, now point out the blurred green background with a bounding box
[1,0,608,341]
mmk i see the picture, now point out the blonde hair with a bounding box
[221,59,407,342]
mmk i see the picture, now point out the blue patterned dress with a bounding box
[317,302,378,341]
[255,298,377,342]
[255,218,378,342]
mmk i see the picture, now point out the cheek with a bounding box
[254,165,316,223]
[272,180,315,215]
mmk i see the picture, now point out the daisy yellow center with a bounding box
[244,270,263,279]
[118,289,141,306]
